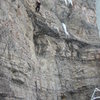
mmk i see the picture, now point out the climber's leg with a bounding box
[37,6,40,12]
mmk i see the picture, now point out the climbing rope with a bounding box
[91,88,100,100]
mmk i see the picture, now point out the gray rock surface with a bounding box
[0,0,100,100]
[96,0,100,36]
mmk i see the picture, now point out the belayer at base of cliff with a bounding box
[35,0,41,12]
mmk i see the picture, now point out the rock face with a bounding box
[96,0,100,36]
[0,0,100,100]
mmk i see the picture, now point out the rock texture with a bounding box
[0,0,100,100]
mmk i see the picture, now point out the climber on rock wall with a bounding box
[35,0,41,12]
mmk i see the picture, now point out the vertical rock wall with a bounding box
[0,0,100,100]
[96,0,100,36]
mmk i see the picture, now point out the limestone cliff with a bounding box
[0,0,100,100]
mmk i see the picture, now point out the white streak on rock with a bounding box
[64,0,68,6]
[62,23,69,36]
[68,0,73,5]
[64,0,73,6]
